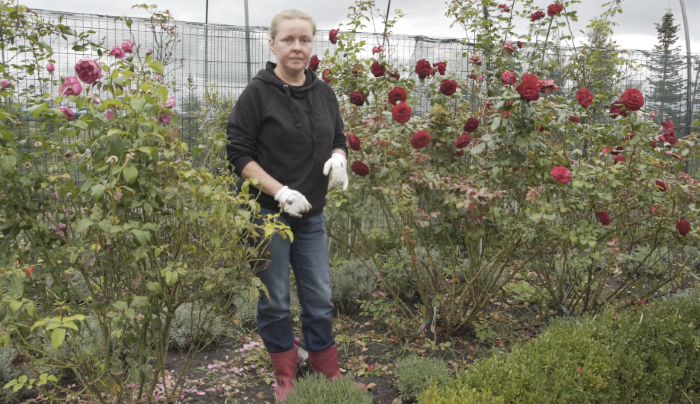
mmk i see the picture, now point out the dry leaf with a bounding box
[392,397,403,404]
[367,382,377,390]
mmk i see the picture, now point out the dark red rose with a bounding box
[497,4,510,12]
[322,68,333,83]
[538,125,545,132]
[613,155,626,164]
[371,61,386,77]
[329,29,339,44]
[597,212,611,226]
[547,3,564,16]
[522,73,540,86]
[620,88,644,111]
[677,218,691,236]
[455,133,472,148]
[569,116,580,123]
[656,180,668,192]
[391,102,413,123]
[351,161,369,177]
[575,88,594,108]
[517,80,540,101]
[349,91,365,106]
[517,41,523,48]
[550,166,571,183]
[439,79,458,96]
[347,134,361,151]
[455,150,465,157]
[389,71,400,80]
[411,129,431,149]
[663,119,677,145]
[609,101,629,118]
[530,10,545,21]
[652,140,658,148]
[309,55,319,72]
[623,133,636,141]
[433,61,447,75]
[464,117,480,133]
[415,59,433,79]
[388,86,407,105]
[611,146,624,156]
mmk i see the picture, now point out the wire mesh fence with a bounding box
[17,8,700,171]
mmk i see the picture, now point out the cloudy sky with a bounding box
[18,0,700,52]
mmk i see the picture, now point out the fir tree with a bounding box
[647,10,685,125]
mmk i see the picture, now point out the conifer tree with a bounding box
[647,10,685,125]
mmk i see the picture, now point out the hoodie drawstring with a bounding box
[283,84,318,158]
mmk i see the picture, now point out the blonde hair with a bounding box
[269,9,317,40]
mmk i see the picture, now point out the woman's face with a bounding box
[269,18,314,76]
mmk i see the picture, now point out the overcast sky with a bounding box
[18,0,700,52]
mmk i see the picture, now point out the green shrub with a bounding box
[420,381,504,404]
[395,355,451,401]
[419,290,700,403]
[285,373,373,404]
[330,258,376,314]
[168,302,226,350]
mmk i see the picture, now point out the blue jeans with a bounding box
[253,209,335,354]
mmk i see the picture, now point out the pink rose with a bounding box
[46,62,55,73]
[164,94,176,109]
[539,78,559,94]
[109,46,126,59]
[60,76,83,96]
[88,93,101,104]
[469,55,483,66]
[158,111,171,124]
[550,166,571,183]
[121,39,135,53]
[0,79,10,88]
[59,106,74,121]
[372,46,384,54]
[146,48,153,55]
[503,42,515,53]
[75,58,103,84]
[105,109,115,120]
[501,70,517,85]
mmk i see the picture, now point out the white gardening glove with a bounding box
[322,152,348,191]
[274,186,312,218]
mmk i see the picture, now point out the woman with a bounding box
[226,9,351,401]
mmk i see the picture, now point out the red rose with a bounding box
[517,80,540,101]
[329,29,339,44]
[547,3,564,16]
[371,61,386,77]
[439,79,458,96]
[613,155,626,164]
[620,88,644,111]
[25,265,35,276]
[433,61,447,75]
[623,133,636,141]
[455,133,472,148]
[351,161,369,177]
[411,129,431,149]
[517,41,523,48]
[501,70,517,85]
[503,42,515,53]
[74,58,103,84]
[349,91,366,106]
[522,73,539,83]
[388,86,407,105]
[415,59,433,79]
[539,78,559,94]
[530,10,545,21]
[309,55,319,72]
[575,88,594,108]
[347,134,361,151]
[656,180,668,192]
[611,146,624,155]
[470,55,483,66]
[372,46,384,54]
[322,68,333,83]
[676,218,691,236]
[663,119,677,145]
[389,71,400,80]
[391,102,413,123]
[550,166,571,183]
[455,150,465,157]
[569,116,580,123]
[464,117,480,133]
[609,101,629,118]
[597,212,611,226]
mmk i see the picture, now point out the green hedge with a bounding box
[420,291,700,404]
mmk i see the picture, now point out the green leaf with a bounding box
[132,229,151,246]
[91,184,105,201]
[0,154,16,172]
[470,143,486,156]
[149,60,165,74]
[108,135,125,158]
[71,120,89,130]
[123,164,138,184]
[130,97,146,113]
[158,86,168,102]
[75,218,94,233]
[51,328,66,349]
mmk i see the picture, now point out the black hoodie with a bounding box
[226,62,347,216]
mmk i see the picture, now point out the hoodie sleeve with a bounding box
[226,83,265,177]
[330,89,348,155]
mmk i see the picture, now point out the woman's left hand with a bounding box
[323,153,348,191]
